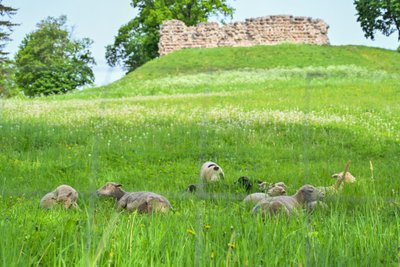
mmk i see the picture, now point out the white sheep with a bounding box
[40,184,79,209]
[252,184,324,216]
[96,182,172,213]
[243,184,287,205]
[200,161,224,182]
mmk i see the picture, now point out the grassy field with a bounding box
[1,44,400,266]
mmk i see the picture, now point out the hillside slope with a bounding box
[60,44,400,99]
[2,44,400,265]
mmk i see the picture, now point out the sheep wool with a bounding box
[200,161,225,182]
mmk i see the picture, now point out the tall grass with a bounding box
[0,45,399,265]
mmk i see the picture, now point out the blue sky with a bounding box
[6,0,399,86]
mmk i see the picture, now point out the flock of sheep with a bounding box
[40,160,356,217]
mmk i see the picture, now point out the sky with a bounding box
[5,0,399,86]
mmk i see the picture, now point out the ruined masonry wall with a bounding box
[159,15,329,56]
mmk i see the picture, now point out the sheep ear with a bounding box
[332,173,339,179]
[116,184,122,187]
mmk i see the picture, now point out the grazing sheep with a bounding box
[252,184,324,216]
[96,182,172,213]
[243,184,287,204]
[40,184,79,209]
[200,161,224,182]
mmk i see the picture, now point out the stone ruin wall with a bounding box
[159,15,329,56]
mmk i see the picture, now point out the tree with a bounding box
[15,16,96,97]
[0,1,18,97]
[106,0,234,72]
[354,0,400,41]
[0,1,18,61]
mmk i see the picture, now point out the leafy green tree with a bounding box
[354,0,400,41]
[0,60,19,97]
[106,0,234,72]
[15,16,95,97]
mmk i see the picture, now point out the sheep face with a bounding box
[332,172,356,183]
[40,192,58,209]
[200,162,224,182]
[57,192,77,209]
[187,184,197,192]
[236,176,252,192]
[259,181,287,192]
[257,181,270,191]
[298,185,325,204]
[96,182,123,198]
[267,185,286,196]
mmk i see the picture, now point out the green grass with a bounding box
[1,44,400,266]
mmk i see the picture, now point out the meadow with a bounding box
[1,44,400,266]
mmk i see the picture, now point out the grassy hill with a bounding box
[1,44,400,266]
[57,44,400,99]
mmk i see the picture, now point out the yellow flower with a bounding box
[187,229,196,236]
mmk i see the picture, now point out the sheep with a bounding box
[96,182,172,213]
[243,184,287,205]
[236,176,254,192]
[40,184,79,209]
[316,161,355,195]
[252,184,324,216]
[236,176,287,193]
[200,161,224,182]
[258,181,287,192]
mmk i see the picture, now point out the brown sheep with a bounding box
[252,184,324,216]
[96,182,172,213]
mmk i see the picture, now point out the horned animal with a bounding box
[96,182,172,213]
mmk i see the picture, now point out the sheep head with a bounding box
[267,185,287,196]
[294,185,325,204]
[96,182,125,200]
[332,171,356,183]
[236,176,252,192]
[201,162,224,182]
[57,191,76,209]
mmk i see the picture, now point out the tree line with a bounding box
[0,0,399,98]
